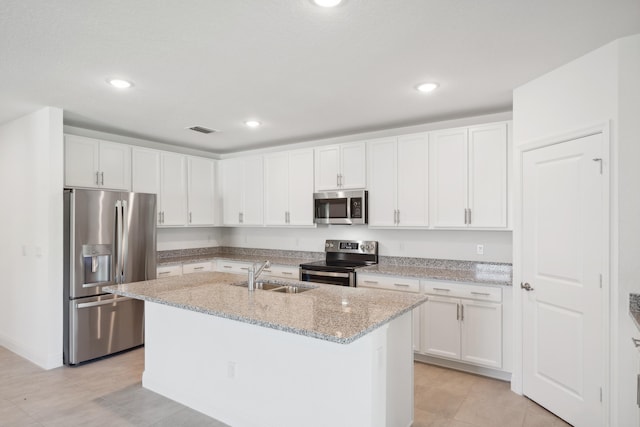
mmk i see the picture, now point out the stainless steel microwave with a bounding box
[313,190,368,225]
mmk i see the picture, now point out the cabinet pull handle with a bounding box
[394,283,410,287]
[460,303,464,321]
[158,212,162,223]
[189,212,192,223]
[282,272,293,275]
[393,210,397,224]
[158,271,170,275]
[241,267,249,271]
[632,338,640,348]
[364,280,379,284]
[433,288,450,292]
[263,269,272,273]
[161,211,165,224]
[456,303,460,320]
[223,265,232,269]
[470,291,491,296]
[193,266,204,270]
[397,210,400,224]
[100,171,104,185]
[96,171,100,185]
[468,208,472,224]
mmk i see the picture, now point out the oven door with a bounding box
[299,268,355,287]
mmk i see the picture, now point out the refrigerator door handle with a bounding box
[115,200,123,284]
[76,296,134,309]
[121,200,129,284]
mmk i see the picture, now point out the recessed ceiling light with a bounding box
[313,0,343,7]
[107,78,133,89]
[416,82,439,93]
[245,120,261,128]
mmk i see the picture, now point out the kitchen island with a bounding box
[105,272,427,427]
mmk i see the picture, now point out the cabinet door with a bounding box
[264,152,289,226]
[367,138,397,227]
[288,149,315,226]
[64,135,100,188]
[187,157,216,226]
[397,133,429,227]
[241,155,264,226]
[468,123,508,228]
[160,153,187,226]
[421,296,461,359]
[99,141,131,191]
[314,145,340,191]
[460,300,502,368]
[222,158,243,226]
[340,142,366,189]
[132,148,161,195]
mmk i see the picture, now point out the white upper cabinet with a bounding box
[467,124,508,228]
[159,152,188,226]
[429,122,508,229]
[314,142,366,191]
[64,134,131,191]
[187,156,216,226]
[222,155,264,226]
[132,148,187,227]
[367,133,429,228]
[264,149,314,226]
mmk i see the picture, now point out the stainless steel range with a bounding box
[299,240,378,287]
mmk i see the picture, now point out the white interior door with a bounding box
[522,133,605,426]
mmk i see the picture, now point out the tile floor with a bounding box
[0,346,569,426]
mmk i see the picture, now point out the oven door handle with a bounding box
[300,269,351,278]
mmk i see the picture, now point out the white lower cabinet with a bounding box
[357,273,421,351]
[157,265,183,278]
[215,259,252,274]
[182,261,213,274]
[262,265,299,280]
[421,280,502,369]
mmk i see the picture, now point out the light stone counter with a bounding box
[104,271,427,344]
[358,262,513,286]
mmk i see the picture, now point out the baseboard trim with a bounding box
[0,333,62,370]
[414,353,512,382]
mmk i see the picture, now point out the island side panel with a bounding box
[142,301,413,427]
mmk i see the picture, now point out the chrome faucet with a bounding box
[247,260,270,291]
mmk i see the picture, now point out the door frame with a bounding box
[512,121,611,421]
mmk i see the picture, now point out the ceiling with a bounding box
[1,1,639,154]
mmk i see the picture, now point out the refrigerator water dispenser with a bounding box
[82,244,112,285]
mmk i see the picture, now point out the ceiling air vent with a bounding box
[187,125,217,134]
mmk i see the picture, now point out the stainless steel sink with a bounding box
[232,280,316,294]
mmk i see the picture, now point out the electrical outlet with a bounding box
[227,361,236,379]
[476,244,484,255]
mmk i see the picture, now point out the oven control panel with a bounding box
[325,240,378,255]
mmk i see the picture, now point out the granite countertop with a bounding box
[157,247,512,286]
[358,262,513,286]
[104,272,427,345]
[630,293,640,333]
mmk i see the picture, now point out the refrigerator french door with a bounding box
[63,189,156,365]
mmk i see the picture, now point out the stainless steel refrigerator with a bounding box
[63,188,156,365]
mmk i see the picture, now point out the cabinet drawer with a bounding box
[263,265,299,280]
[157,265,182,278]
[215,260,252,274]
[423,280,501,302]
[182,261,213,274]
[358,273,420,293]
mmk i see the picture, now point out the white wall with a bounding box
[157,227,223,251]
[0,107,64,369]
[221,227,512,263]
[513,34,640,426]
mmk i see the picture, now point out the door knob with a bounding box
[520,282,534,291]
